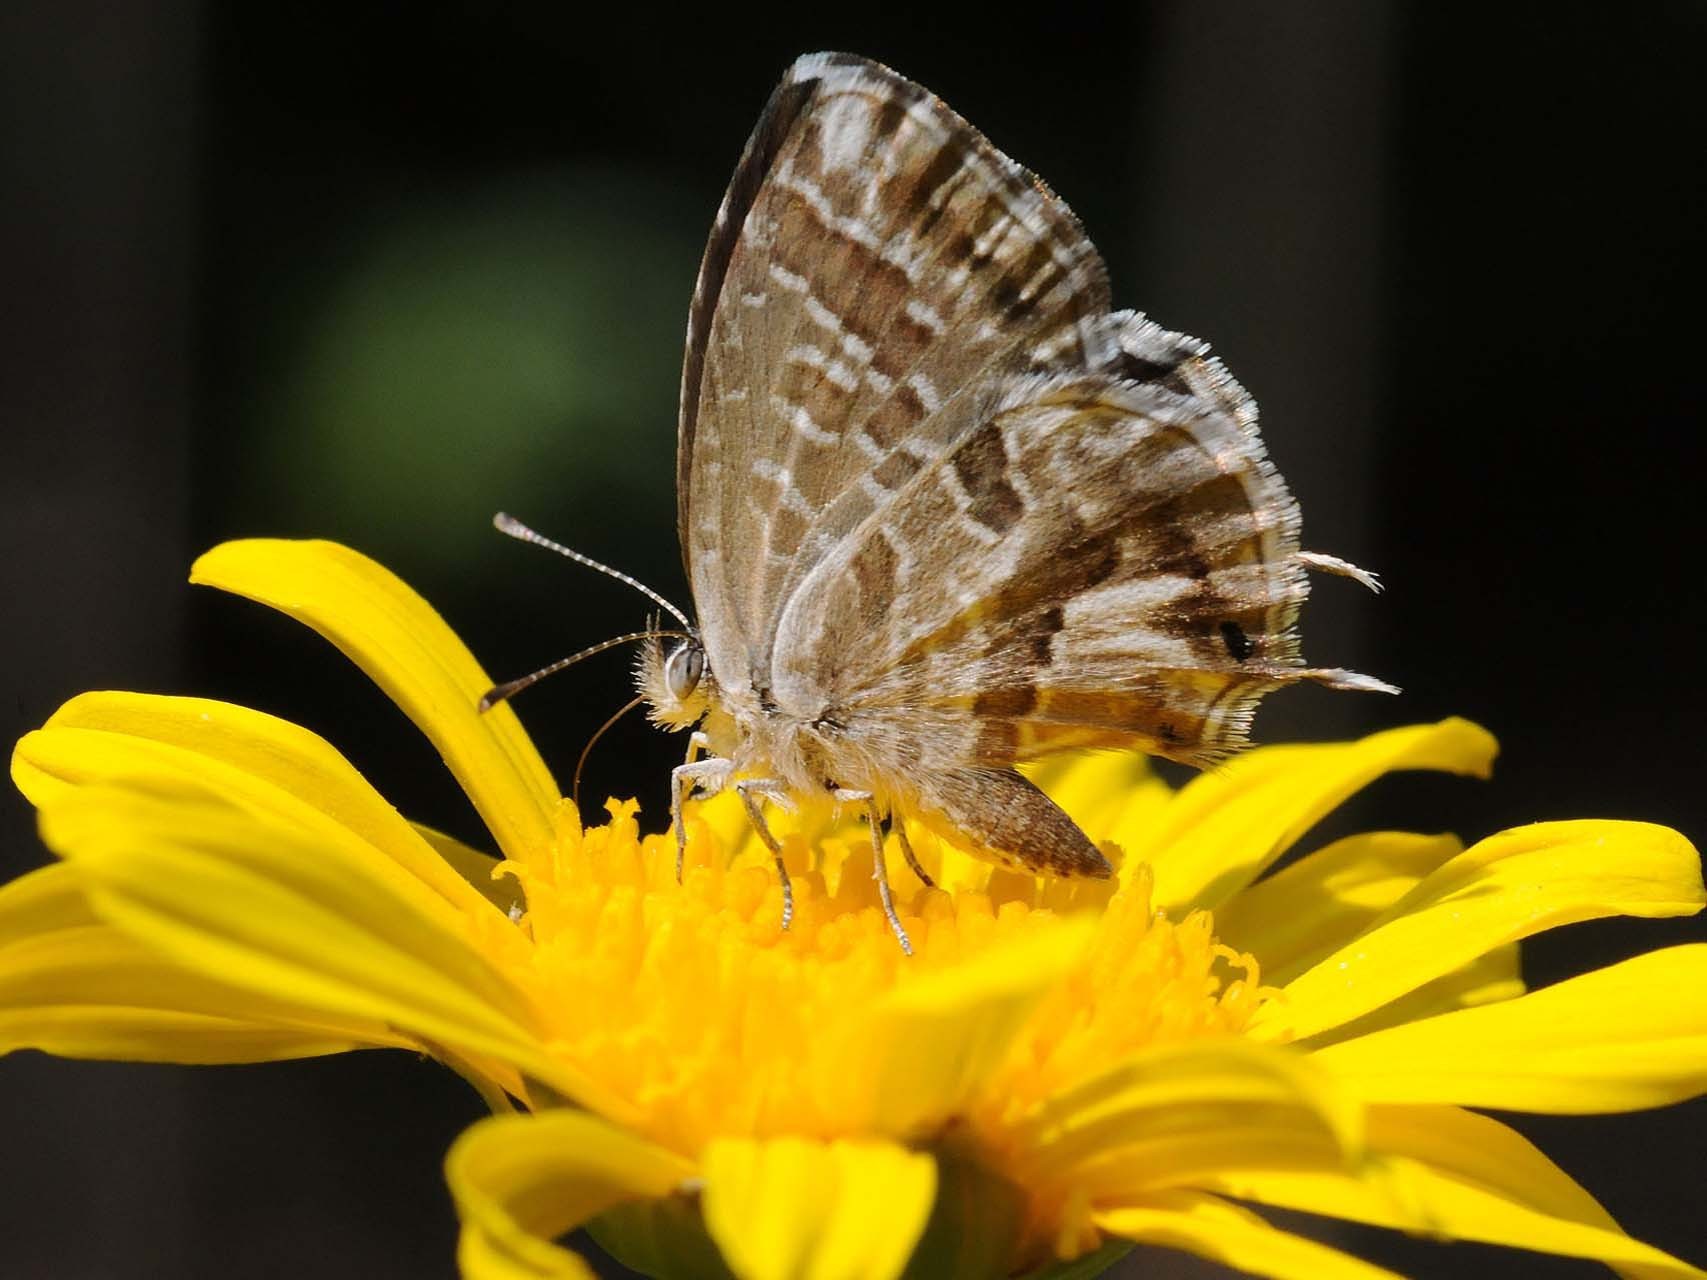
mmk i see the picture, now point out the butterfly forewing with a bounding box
[679,52,1113,697]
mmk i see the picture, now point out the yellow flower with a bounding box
[8,538,1707,1279]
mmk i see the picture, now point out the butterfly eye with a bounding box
[664,642,705,701]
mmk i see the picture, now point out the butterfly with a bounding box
[492,52,1392,954]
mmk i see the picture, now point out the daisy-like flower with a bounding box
[8,538,1707,1279]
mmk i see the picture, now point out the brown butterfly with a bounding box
[492,53,1392,953]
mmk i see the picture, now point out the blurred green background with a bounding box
[3,3,1705,1277]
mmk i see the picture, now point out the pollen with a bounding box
[985,878,1264,1122]
[490,796,1262,1164]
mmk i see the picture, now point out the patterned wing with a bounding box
[773,315,1390,778]
[678,52,1115,699]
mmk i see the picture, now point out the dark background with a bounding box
[3,3,1704,1276]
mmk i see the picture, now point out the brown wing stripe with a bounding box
[951,420,1025,534]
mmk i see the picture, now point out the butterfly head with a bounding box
[637,631,712,731]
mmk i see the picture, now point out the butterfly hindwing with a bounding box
[776,314,1311,769]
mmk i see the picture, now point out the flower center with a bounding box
[493,799,1263,1159]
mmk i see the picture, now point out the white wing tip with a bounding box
[1299,551,1384,594]
[1303,668,1402,695]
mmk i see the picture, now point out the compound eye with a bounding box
[664,642,705,701]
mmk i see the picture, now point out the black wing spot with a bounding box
[1117,353,1194,396]
[1219,620,1254,662]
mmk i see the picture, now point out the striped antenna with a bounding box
[479,629,690,712]
[492,512,693,629]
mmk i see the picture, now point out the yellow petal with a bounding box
[15,691,496,925]
[1214,831,1463,986]
[2,926,382,1062]
[1256,821,1703,1043]
[412,822,525,917]
[824,917,1094,1134]
[1011,1040,1362,1198]
[0,862,393,1062]
[1201,1106,1705,1278]
[456,1223,595,1280]
[1096,1191,1404,1280]
[1305,944,1523,1050]
[447,1109,693,1280]
[0,857,95,934]
[190,539,560,864]
[1313,944,1707,1112]
[1141,719,1497,914]
[39,786,623,1116]
[701,1137,935,1280]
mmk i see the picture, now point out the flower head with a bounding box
[8,539,1707,1279]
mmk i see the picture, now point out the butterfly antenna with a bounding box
[573,693,648,809]
[492,512,693,629]
[479,630,690,712]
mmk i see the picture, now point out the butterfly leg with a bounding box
[831,789,921,952]
[892,819,935,890]
[671,751,731,884]
[735,778,794,932]
[673,732,713,882]
[860,797,913,956]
